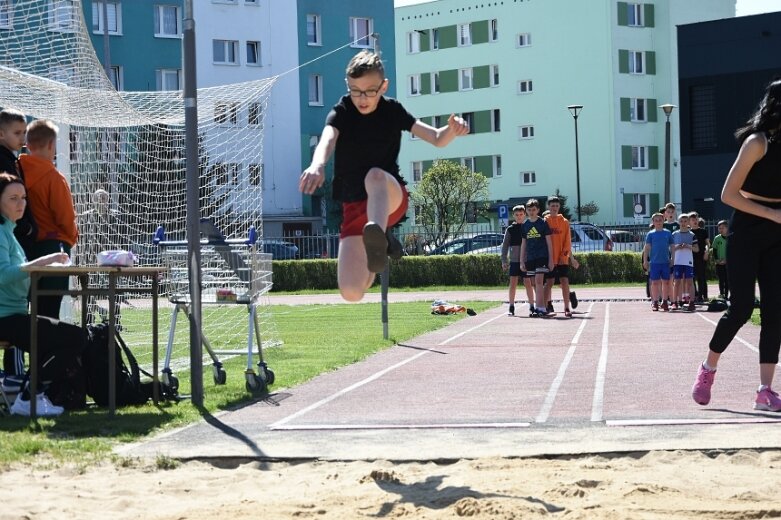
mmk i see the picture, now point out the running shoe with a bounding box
[546,301,555,313]
[754,387,781,412]
[535,308,549,317]
[507,304,515,316]
[688,301,696,312]
[692,363,716,406]
[652,301,659,311]
[661,300,669,312]
[362,222,389,273]
[10,392,64,417]
[569,291,578,309]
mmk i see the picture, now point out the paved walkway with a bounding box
[120,287,781,462]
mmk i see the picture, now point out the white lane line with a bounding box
[696,313,781,368]
[273,422,532,431]
[269,312,506,429]
[591,302,610,422]
[535,302,595,423]
[607,417,781,426]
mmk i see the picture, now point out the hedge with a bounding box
[268,252,698,292]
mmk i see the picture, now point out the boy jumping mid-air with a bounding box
[299,51,468,301]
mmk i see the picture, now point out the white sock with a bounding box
[758,384,769,392]
[703,361,717,372]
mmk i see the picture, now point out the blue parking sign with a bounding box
[497,204,508,219]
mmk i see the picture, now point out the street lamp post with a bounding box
[567,105,583,221]
[660,104,676,204]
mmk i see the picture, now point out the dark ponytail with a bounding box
[735,78,781,144]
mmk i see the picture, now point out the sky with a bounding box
[394,0,781,16]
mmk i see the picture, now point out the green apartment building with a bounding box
[395,0,735,225]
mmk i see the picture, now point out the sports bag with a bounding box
[83,322,149,407]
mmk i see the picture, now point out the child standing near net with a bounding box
[299,50,468,301]
[520,199,554,317]
[18,120,78,319]
[501,205,534,316]
[671,212,698,311]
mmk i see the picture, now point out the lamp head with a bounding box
[567,104,583,118]
[659,103,676,116]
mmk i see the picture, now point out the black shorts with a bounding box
[509,261,525,277]
[545,264,570,280]
[524,257,549,276]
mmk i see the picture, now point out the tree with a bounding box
[552,188,573,221]
[409,160,490,247]
[579,201,600,221]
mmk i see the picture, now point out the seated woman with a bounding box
[0,172,85,416]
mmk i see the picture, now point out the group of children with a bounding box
[642,203,729,312]
[500,196,578,318]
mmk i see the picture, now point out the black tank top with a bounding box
[741,134,781,198]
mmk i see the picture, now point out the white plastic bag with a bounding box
[97,249,136,267]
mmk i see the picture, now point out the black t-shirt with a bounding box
[692,227,708,259]
[326,95,416,202]
[0,145,17,176]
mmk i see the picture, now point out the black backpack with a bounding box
[83,323,150,407]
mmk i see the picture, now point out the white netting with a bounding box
[0,0,282,374]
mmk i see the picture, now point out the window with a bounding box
[0,0,12,29]
[214,102,239,125]
[108,65,122,90]
[521,171,536,185]
[493,155,502,177]
[306,14,321,45]
[629,50,644,74]
[248,102,262,126]
[350,17,373,48]
[459,68,473,91]
[490,65,499,87]
[461,157,475,172]
[691,85,717,150]
[519,125,534,139]
[628,3,643,26]
[632,145,648,169]
[432,72,440,94]
[227,163,240,185]
[630,98,646,122]
[408,74,421,96]
[213,39,239,64]
[490,19,498,41]
[244,0,258,4]
[308,74,323,105]
[69,129,79,162]
[48,0,78,32]
[156,68,180,90]
[462,112,474,134]
[407,31,420,54]
[517,33,532,47]
[492,109,501,132]
[518,79,533,94]
[249,164,263,188]
[632,194,650,216]
[412,161,422,182]
[50,64,76,84]
[154,4,180,37]
[92,1,121,35]
[431,28,439,50]
[458,23,471,46]
[211,163,228,185]
[413,204,424,225]
[246,41,260,65]
[309,135,319,159]
[434,115,444,127]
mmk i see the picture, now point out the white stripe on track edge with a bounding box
[591,303,610,422]
[535,302,595,423]
[696,312,781,368]
[269,312,505,429]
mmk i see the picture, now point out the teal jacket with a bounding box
[0,218,30,318]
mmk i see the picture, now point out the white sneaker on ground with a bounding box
[10,393,65,417]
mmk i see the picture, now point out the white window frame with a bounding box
[493,155,502,177]
[431,28,439,50]
[308,74,323,106]
[412,161,423,182]
[629,50,644,74]
[0,0,13,29]
[213,39,239,65]
[628,2,644,27]
[248,102,262,126]
[156,68,180,91]
[431,72,440,94]
[408,74,421,96]
[92,1,122,35]
[631,145,649,170]
[518,79,533,94]
[349,17,374,48]
[519,125,535,140]
[48,0,78,33]
[462,112,474,133]
[214,102,239,125]
[458,23,472,46]
[461,157,475,172]
[246,40,261,66]
[154,4,181,38]
[517,32,532,47]
[108,65,122,90]
[459,67,473,91]
[521,171,537,186]
[632,193,651,216]
[490,18,498,42]
[434,115,445,128]
[306,14,321,46]
[490,65,499,87]
[413,204,424,226]
[491,109,501,132]
[249,163,263,189]
[407,31,420,54]
[630,98,646,122]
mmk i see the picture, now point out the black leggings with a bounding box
[709,204,781,364]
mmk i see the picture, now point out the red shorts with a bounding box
[340,185,409,238]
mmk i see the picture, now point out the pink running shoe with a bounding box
[754,387,781,412]
[692,364,716,405]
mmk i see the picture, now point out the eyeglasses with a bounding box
[347,82,385,98]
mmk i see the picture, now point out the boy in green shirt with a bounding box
[711,220,729,299]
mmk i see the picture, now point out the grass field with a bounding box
[0,299,498,468]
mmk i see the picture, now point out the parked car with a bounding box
[261,240,299,259]
[468,244,502,255]
[570,222,613,252]
[604,229,644,252]
[427,233,504,255]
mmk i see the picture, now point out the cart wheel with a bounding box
[213,368,227,385]
[163,372,179,393]
[264,368,275,386]
[245,372,266,394]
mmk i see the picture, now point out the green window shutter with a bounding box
[475,155,493,178]
[439,69,458,93]
[473,110,491,133]
[421,73,431,95]
[649,146,659,169]
[617,2,628,26]
[647,98,658,122]
[646,51,656,75]
[420,31,430,52]
[623,194,634,218]
[621,145,633,169]
[472,20,489,44]
[473,65,490,89]
[439,25,457,49]
[644,3,655,27]
[619,49,629,73]
[649,193,660,213]
[420,116,433,126]
[422,160,434,172]
[620,98,631,121]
